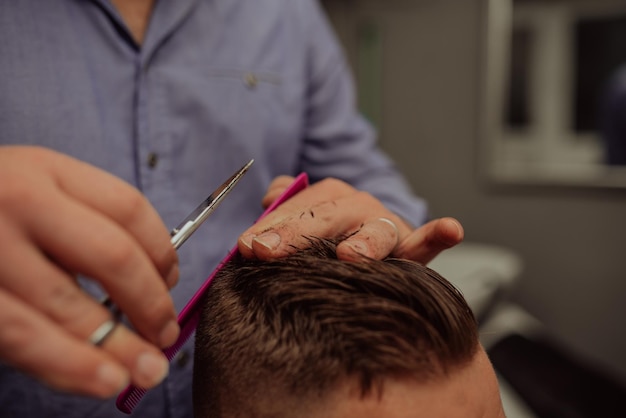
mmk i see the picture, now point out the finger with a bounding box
[0,288,130,398]
[36,148,179,288]
[2,198,179,349]
[96,324,170,390]
[0,229,171,391]
[261,175,296,208]
[336,217,402,261]
[239,179,402,259]
[394,217,464,264]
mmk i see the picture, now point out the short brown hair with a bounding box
[193,238,478,417]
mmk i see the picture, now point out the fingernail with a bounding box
[446,218,464,243]
[253,232,281,251]
[136,352,169,387]
[240,233,255,250]
[452,219,463,238]
[97,362,129,395]
[165,264,179,288]
[159,320,180,348]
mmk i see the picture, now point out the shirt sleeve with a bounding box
[298,0,429,227]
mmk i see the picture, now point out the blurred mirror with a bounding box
[482,0,626,187]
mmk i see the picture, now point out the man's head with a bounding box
[193,239,504,417]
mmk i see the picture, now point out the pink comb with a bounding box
[116,173,309,413]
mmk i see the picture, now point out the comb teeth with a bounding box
[116,328,196,414]
[116,386,147,414]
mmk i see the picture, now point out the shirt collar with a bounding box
[89,0,199,59]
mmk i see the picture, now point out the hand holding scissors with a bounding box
[0,146,252,398]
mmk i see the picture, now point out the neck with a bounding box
[110,0,155,45]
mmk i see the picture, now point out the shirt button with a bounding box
[147,152,158,169]
[244,72,257,89]
[175,350,190,368]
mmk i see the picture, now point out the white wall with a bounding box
[323,0,626,382]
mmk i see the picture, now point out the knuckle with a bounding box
[100,240,138,273]
[148,232,177,271]
[0,181,40,211]
[156,246,178,276]
[353,190,384,210]
[0,312,38,354]
[117,191,149,227]
[131,294,174,333]
[353,190,374,201]
[162,244,178,265]
[45,283,97,328]
[25,146,55,164]
[0,153,54,211]
[144,294,173,319]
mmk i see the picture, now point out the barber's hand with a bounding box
[0,146,180,398]
[238,176,464,263]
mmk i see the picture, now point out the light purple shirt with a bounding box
[0,0,428,417]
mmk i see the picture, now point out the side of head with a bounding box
[193,239,503,418]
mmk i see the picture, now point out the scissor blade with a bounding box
[170,159,254,249]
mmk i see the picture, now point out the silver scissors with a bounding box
[169,159,254,249]
[98,159,254,324]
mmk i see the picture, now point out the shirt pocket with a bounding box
[200,68,304,175]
